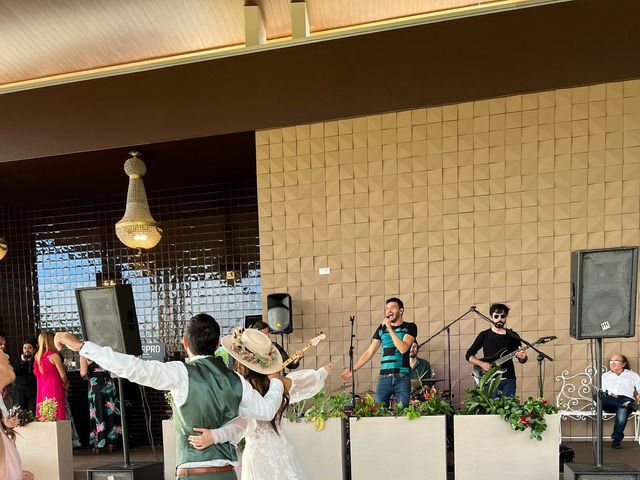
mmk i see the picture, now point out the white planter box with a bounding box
[162,419,176,480]
[454,414,560,480]
[281,418,344,480]
[15,420,73,480]
[349,416,447,480]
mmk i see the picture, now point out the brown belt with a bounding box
[176,465,234,476]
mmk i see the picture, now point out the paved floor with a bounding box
[72,441,640,479]
[563,440,640,476]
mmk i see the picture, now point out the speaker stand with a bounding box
[87,378,162,478]
[594,338,604,468]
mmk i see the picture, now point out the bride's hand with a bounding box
[322,361,336,374]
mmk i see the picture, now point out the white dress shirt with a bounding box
[80,341,284,468]
[602,369,640,399]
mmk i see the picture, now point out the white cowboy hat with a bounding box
[221,327,283,375]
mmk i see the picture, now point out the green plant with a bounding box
[302,389,348,431]
[461,368,557,441]
[37,397,58,422]
[164,392,174,419]
[352,393,388,418]
[397,391,455,420]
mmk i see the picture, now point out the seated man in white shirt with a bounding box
[601,353,640,449]
[55,313,285,480]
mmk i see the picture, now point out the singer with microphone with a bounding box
[340,297,417,408]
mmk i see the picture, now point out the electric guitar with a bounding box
[471,335,556,384]
[281,333,326,369]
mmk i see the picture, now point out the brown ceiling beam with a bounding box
[0,0,638,163]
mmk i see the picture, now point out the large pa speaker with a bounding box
[75,284,142,355]
[570,247,638,340]
[267,293,292,334]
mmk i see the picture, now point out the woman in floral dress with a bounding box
[80,356,121,453]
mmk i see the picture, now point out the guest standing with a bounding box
[11,338,37,416]
[33,332,67,420]
[80,356,121,453]
[0,349,34,480]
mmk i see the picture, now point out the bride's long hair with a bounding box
[234,362,289,434]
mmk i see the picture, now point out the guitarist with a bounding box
[465,303,527,397]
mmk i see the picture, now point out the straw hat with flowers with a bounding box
[221,327,283,375]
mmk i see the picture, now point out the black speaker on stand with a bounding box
[76,285,163,480]
[267,293,293,334]
[568,246,640,474]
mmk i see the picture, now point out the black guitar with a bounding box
[471,335,556,384]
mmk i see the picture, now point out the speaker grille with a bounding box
[77,289,125,350]
[571,247,638,339]
[76,285,142,355]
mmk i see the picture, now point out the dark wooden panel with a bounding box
[0,0,638,163]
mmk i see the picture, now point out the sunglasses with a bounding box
[492,313,507,319]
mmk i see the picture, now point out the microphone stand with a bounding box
[347,315,356,410]
[419,306,478,404]
[343,315,356,480]
[473,309,553,397]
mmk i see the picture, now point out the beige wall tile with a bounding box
[257,79,640,407]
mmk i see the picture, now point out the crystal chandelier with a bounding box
[0,237,7,260]
[115,151,162,250]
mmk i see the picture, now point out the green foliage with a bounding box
[288,388,454,432]
[302,389,349,432]
[164,392,174,419]
[352,393,388,418]
[37,397,58,422]
[354,391,454,420]
[398,393,455,420]
[461,368,558,441]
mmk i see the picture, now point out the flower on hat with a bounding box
[229,326,278,368]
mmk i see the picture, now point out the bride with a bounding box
[188,327,333,480]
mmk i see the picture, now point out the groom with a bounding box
[55,313,284,480]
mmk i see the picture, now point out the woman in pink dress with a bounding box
[33,332,68,420]
[0,349,34,480]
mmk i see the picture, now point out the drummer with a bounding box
[409,340,435,388]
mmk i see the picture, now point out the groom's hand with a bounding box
[54,332,84,352]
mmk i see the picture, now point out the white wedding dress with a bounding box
[214,368,329,480]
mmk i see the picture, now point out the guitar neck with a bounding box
[281,342,312,369]
[493,343,533,366]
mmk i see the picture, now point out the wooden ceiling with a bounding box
[0,0,522,87]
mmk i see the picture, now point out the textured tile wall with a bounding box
[257,80,640,438]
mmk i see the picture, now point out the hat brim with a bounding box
[221,335,283,375]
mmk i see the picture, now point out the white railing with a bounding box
[555,367,639,443]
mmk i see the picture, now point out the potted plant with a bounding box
[282,390,347,480]
[454,369,560,480]
[349,392,451,480]
[15,398,73,480]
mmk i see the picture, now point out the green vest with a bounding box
[173,356,243,466]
